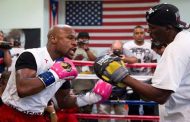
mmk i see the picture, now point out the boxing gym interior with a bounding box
[0,0,190,122]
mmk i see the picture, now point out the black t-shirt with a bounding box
[15,52,71,89]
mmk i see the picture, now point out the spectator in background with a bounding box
[73,32,96,61]
[72,32,97,94]
[98,40,137,122]
[0,31,12,74]
[72,32,97,122]
[111,40,137,64]
[123,26,157,75]
[100,40,137,64]
[8,29,25,48]
[123,25,158,122]
[6,36,24,71]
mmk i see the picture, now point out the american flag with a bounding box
[49,0,59,28]
[65,0,160,47]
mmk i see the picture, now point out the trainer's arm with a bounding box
[123,75,173,104]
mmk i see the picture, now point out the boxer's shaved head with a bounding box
[47,25,73,40]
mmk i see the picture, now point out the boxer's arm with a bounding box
[55,80,112,109]
[16,53,78,98]
[16,52,46,98]
[55,88,77,109]
[76,80,111,107]
[16,68,46,98]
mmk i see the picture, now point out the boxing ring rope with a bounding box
[73,60,154,80]
[104,100,157,105]
[72,60,157,68]
[77,74,152,81]
[71,60,159,121]
[75,113,159,121]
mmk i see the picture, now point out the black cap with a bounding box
[77,32,90,39]
[146,3,190,29]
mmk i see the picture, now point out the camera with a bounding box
[77,39,89,45]
[0,41,12,49]
[113,49,122,57]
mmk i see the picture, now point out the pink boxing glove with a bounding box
[50,57,78,80]
[38,57,78,87]
[93,79,112,102]
[76,79,112,107]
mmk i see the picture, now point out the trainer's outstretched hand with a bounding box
[93,54,129,88]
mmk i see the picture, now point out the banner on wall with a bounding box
[49,0,59,28]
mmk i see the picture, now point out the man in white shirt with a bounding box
[93,3,190,122]
[123,25,157,75]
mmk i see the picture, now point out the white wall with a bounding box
[0,0,46,46]
[0,0,189,50]
[43,0,50,46]
[0,0,44,28]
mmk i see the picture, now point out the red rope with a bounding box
[75,113,159,120]
[72,60,157,68]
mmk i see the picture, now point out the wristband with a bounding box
[38,70,58,87]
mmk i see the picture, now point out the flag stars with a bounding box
[66,1,102,26]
